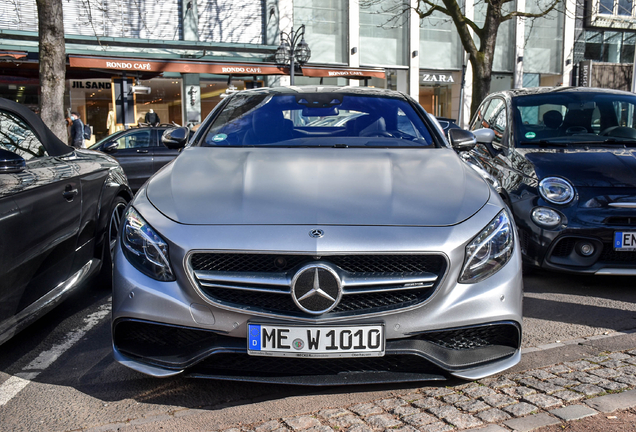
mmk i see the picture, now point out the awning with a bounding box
[0,51,27,60]
[69,55,287,75]
[301,66,385,79]
[69,55,386,80]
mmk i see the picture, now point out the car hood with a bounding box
[522,148,636,187]
[146,147,490,226]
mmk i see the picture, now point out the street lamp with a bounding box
[275,24,311,85]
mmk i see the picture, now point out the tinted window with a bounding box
[0,110,47,160]
[199,93,434,147]
[114,130,151,149]
[513,92,636,145]
[470,100,490,131]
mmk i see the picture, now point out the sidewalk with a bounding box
[88,330,636,432]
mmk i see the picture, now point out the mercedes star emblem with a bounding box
[309,229,324,238]
[291,264,342,315]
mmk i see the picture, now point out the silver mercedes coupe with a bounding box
[111,86,523,385]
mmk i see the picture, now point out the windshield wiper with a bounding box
[333,143,349,148]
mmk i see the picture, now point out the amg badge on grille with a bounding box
[291,264,342,314]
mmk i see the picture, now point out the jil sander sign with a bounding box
[420,72,455,84]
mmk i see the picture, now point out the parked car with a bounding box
[89,125,180,192]
[455,86,636,275]
[112,86,522,385]
[0,98,132,345]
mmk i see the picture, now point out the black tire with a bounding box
[97,196,128,288]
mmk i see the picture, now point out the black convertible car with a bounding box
[453,87,636,275]
[0,98,131,344]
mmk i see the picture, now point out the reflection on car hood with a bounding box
[522,148,636,187]
[146,147,490,226]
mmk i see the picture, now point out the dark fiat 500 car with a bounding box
[0,98,132,345]
[456,87,636,275]
[89,125,180,192]
[112,86,523,385]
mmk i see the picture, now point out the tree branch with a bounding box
[502,0,561,21]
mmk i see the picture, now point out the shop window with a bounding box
[0,110,47,160]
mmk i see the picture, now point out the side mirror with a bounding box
[162,127,189,149]
[0,148,26,174]
[103,141,118,153]
[448,129,477,151]
[473,128,496,145]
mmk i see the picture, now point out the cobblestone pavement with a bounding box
[209,349,636,432]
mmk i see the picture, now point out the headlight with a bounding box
[539,177,575,204]
[459,210,514,283]
[121,207,175,281]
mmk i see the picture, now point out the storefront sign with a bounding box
[70,56,285,76]
[302,67,386,79]
[71,80,111,90]
[578,61,592,87]
[420,72,455,84]
[188,86,198,107]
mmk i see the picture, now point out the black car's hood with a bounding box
[146,147,491,226]
[522,148,636,187]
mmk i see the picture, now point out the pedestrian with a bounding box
[69,111,85,148]
[145,109,160,126]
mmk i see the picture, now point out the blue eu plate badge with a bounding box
[249,324,261,351]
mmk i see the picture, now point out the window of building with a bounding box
[359,2,408,66]
[584,30,636,63]
[294,0,347,64]
[524,0,564,74]
[419,8,463,70]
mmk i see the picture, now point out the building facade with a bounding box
[0,0,572,138]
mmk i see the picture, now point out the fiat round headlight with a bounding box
[459,209,514,283]
[539,177,575,204]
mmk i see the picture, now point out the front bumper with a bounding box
[515,197,636,275]
[112,318,521,385]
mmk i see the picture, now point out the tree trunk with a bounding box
[36,0,67,143]
[470,57,492,119]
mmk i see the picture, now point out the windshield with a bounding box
[197,93,434,148]
[514,92,636,146]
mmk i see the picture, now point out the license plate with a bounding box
[247,323,385,358]
[614,232,636,251]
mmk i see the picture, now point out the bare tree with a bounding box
[36,0,67,142]
[362,0,561,117]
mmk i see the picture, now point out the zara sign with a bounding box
[420,72,455,84]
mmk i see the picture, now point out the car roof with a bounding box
[230,85,409,100]
[490,86,636,99]
[0,98,72,157]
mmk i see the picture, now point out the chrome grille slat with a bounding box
[189,253,447,317]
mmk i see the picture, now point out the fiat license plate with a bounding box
[614,232,636,251]
[247,323,385,358]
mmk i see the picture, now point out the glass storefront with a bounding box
[69,77,183,144]
[418,71,461,118]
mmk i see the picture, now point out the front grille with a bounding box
[191,353,444,377]
[114,320,219,363]
[189,253,447,317]
[605,217,636,226]
[208,287,426,314]
[600,244,636,263]
[190,253,445,274]
[551,238,576,257]
[417,323,520,350]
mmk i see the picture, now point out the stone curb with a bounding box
[205,347,636,432]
